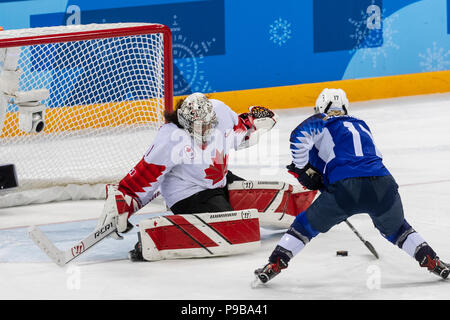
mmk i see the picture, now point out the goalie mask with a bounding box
[314,88,349,115]
[177,92,218,145]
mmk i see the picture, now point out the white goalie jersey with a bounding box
[118,99,250,208]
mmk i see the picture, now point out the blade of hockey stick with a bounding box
[344,219,379,259]
[28,225,65,266]
[28,219,117,267]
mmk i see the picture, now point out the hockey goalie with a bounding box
[96,92,317,261]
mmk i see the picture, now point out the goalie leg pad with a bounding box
[139,209,260,261]
[228,180,318,229]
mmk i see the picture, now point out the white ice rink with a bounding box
[1,93,450,300]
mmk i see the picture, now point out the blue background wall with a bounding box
[0,0,449,95]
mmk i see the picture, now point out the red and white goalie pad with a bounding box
[228,180,318,229]
[138,209,260,261]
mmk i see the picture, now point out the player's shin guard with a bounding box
[384,219,449,279]
[275,210,319,259]
[136,209,260,261]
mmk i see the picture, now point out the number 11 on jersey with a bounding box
[343,121,380,157]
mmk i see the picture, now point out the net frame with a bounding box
[0,23,173,207]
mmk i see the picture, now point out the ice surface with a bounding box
[1,93,450,300]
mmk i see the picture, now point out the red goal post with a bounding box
[0,23,173,207]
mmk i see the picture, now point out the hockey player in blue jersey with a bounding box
[254,88,449,284]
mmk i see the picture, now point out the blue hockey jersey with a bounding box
[290,113,390,186]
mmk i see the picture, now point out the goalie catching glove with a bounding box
[239,105,278,131]
[286,162,324,191]
[96,184,141,239]
[237,106,278,149]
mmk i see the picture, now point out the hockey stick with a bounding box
[28,190,164,266]
[344,219,379,259]
[28,218,117,267]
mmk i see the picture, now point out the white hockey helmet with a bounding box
[177,92,218,145]
[314,88,349,115]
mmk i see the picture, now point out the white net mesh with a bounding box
[0,23,171,207]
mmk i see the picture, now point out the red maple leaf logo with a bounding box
[204,150,228,185]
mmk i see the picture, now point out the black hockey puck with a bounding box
[336,250,348,256]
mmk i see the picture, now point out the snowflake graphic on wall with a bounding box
[269,18,292,46]
[419,42,450,72]
[362,13,399,68]
[348,4,399,68]
[171,15,215,95]
[348,15,382,50]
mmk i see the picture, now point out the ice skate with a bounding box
[128,233,144,262]
[253,257,288,286]
[420,256,449,279]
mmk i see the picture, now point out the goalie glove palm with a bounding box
[239,106,278,131]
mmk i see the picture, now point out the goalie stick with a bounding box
[28,190,163,266]
[344,219,379,259]
[28,218,118,267]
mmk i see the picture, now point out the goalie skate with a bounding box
[128,232,144,262]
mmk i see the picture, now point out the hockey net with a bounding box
[0,23,173,207]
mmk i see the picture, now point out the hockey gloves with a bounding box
[239,106,278,131]
[287,162,324,191]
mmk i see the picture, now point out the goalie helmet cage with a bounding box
[0,23,173,207]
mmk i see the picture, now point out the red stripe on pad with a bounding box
[229,189,278,212]
[284,190,318,217]
[209,218,260,244]
[167,215,219,247]
[145,215,218,251]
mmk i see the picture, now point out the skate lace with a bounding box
[271,264,282,273]
[270,258,287,273]
[421,255,437,271]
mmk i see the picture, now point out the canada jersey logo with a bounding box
[184,145,195,159]
[204,150,228,185]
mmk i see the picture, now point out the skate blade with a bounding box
[250,275,265,289]
[440,268,449,280]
